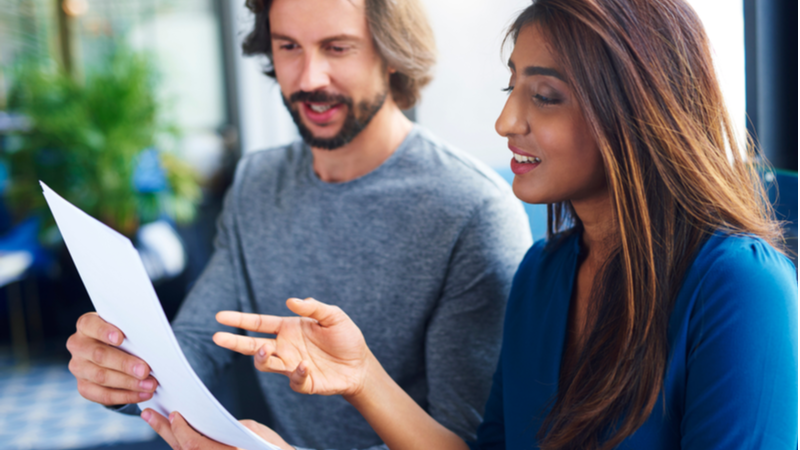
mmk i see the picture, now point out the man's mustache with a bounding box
[288,90,353,106]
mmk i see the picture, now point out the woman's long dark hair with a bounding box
[507,1,784,448]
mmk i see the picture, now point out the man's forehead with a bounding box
[269,0,368,41]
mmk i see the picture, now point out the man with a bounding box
[65,0,531,448]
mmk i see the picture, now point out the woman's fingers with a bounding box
[216,311,283,334]
[213,333,276,357]
[141,409,181,450]
[288,361,313,394]
[286,298,346,327]
[258,354,292,373]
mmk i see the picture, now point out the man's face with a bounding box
[269,0,390,150]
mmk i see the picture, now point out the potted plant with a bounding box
[3,46,200,239]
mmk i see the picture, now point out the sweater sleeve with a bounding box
[423,194,531,442]
[170,188,244,390]
[681,238,798,449]
[469,356,506,450]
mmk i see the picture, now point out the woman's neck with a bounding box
[572,193,616,262]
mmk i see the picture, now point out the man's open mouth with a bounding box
[308,103,336,113]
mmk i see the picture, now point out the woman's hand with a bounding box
[213,297,370,398]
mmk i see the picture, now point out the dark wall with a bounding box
[745,0,799,172]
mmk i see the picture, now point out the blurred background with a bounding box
[0,0,796,449]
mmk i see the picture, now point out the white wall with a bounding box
[416,0,530,168]
[686,0,746,143]
[230,1,746,164]
[228,1,299,154]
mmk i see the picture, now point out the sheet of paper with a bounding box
[41,181,280,450]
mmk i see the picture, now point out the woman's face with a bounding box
[496,24,607,206]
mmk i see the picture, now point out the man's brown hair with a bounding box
[242,0,436,109]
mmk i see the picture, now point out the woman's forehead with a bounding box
[510,25,560,73]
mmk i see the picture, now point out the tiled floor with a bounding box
[0,352,162,450]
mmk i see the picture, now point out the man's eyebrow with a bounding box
[507,59,566,82]
[320,34,361,44]
[270,33,361,44]
[271,33,296,41]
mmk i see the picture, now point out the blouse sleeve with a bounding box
[681,238,798,449]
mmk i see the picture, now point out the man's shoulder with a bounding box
[225,140,307,196]
[236,140,306,177]
[400,126,515,204]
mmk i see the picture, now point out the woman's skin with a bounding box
[143,23,616,450]
[496,24,615,366]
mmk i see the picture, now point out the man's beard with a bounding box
[282,88,388,150]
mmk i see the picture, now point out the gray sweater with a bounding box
[171,125,532,449]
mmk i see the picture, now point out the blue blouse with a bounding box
[472,231,798,449]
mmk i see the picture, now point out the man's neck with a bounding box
[310,102,413,183]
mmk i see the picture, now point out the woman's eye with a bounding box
[328,45,348,53]
[502,86,514,95]
[279,43,298,51]
[533,93,560,106]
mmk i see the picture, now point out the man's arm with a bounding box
[170,188,246,389]
[423,194,531,441]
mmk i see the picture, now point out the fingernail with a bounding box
[139,391,151,400]
[258,347,266,359]
[141,410,152,422]
[298,365,306,376]
[140,380,154,390]
[134,364,145,378]
[108,331,119,344]
[168,412,175,424]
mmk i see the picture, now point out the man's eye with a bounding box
[279,43,298,51]
[328,45,348,53]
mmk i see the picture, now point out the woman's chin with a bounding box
[512,182,550,205]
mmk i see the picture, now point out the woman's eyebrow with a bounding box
[507,60,566,82]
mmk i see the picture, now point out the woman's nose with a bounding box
[495,93,529,138]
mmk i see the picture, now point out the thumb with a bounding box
[286,298,347,328]
[288,360,313,394]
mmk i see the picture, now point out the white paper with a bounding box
[41,181,279,450]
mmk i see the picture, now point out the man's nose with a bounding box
[298,52,331,92]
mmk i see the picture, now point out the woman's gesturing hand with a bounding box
[213,298,370,398]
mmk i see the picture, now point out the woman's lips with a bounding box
[510,157,541,175]
[508,144,540,175]
[508,144,537,157]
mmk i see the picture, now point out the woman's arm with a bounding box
[214,298,469,450]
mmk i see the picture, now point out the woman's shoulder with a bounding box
[675,231,797,335]
[691,232,796,286]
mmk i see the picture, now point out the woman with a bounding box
[146,0,797,448]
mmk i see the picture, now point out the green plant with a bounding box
[4,47,200,237]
